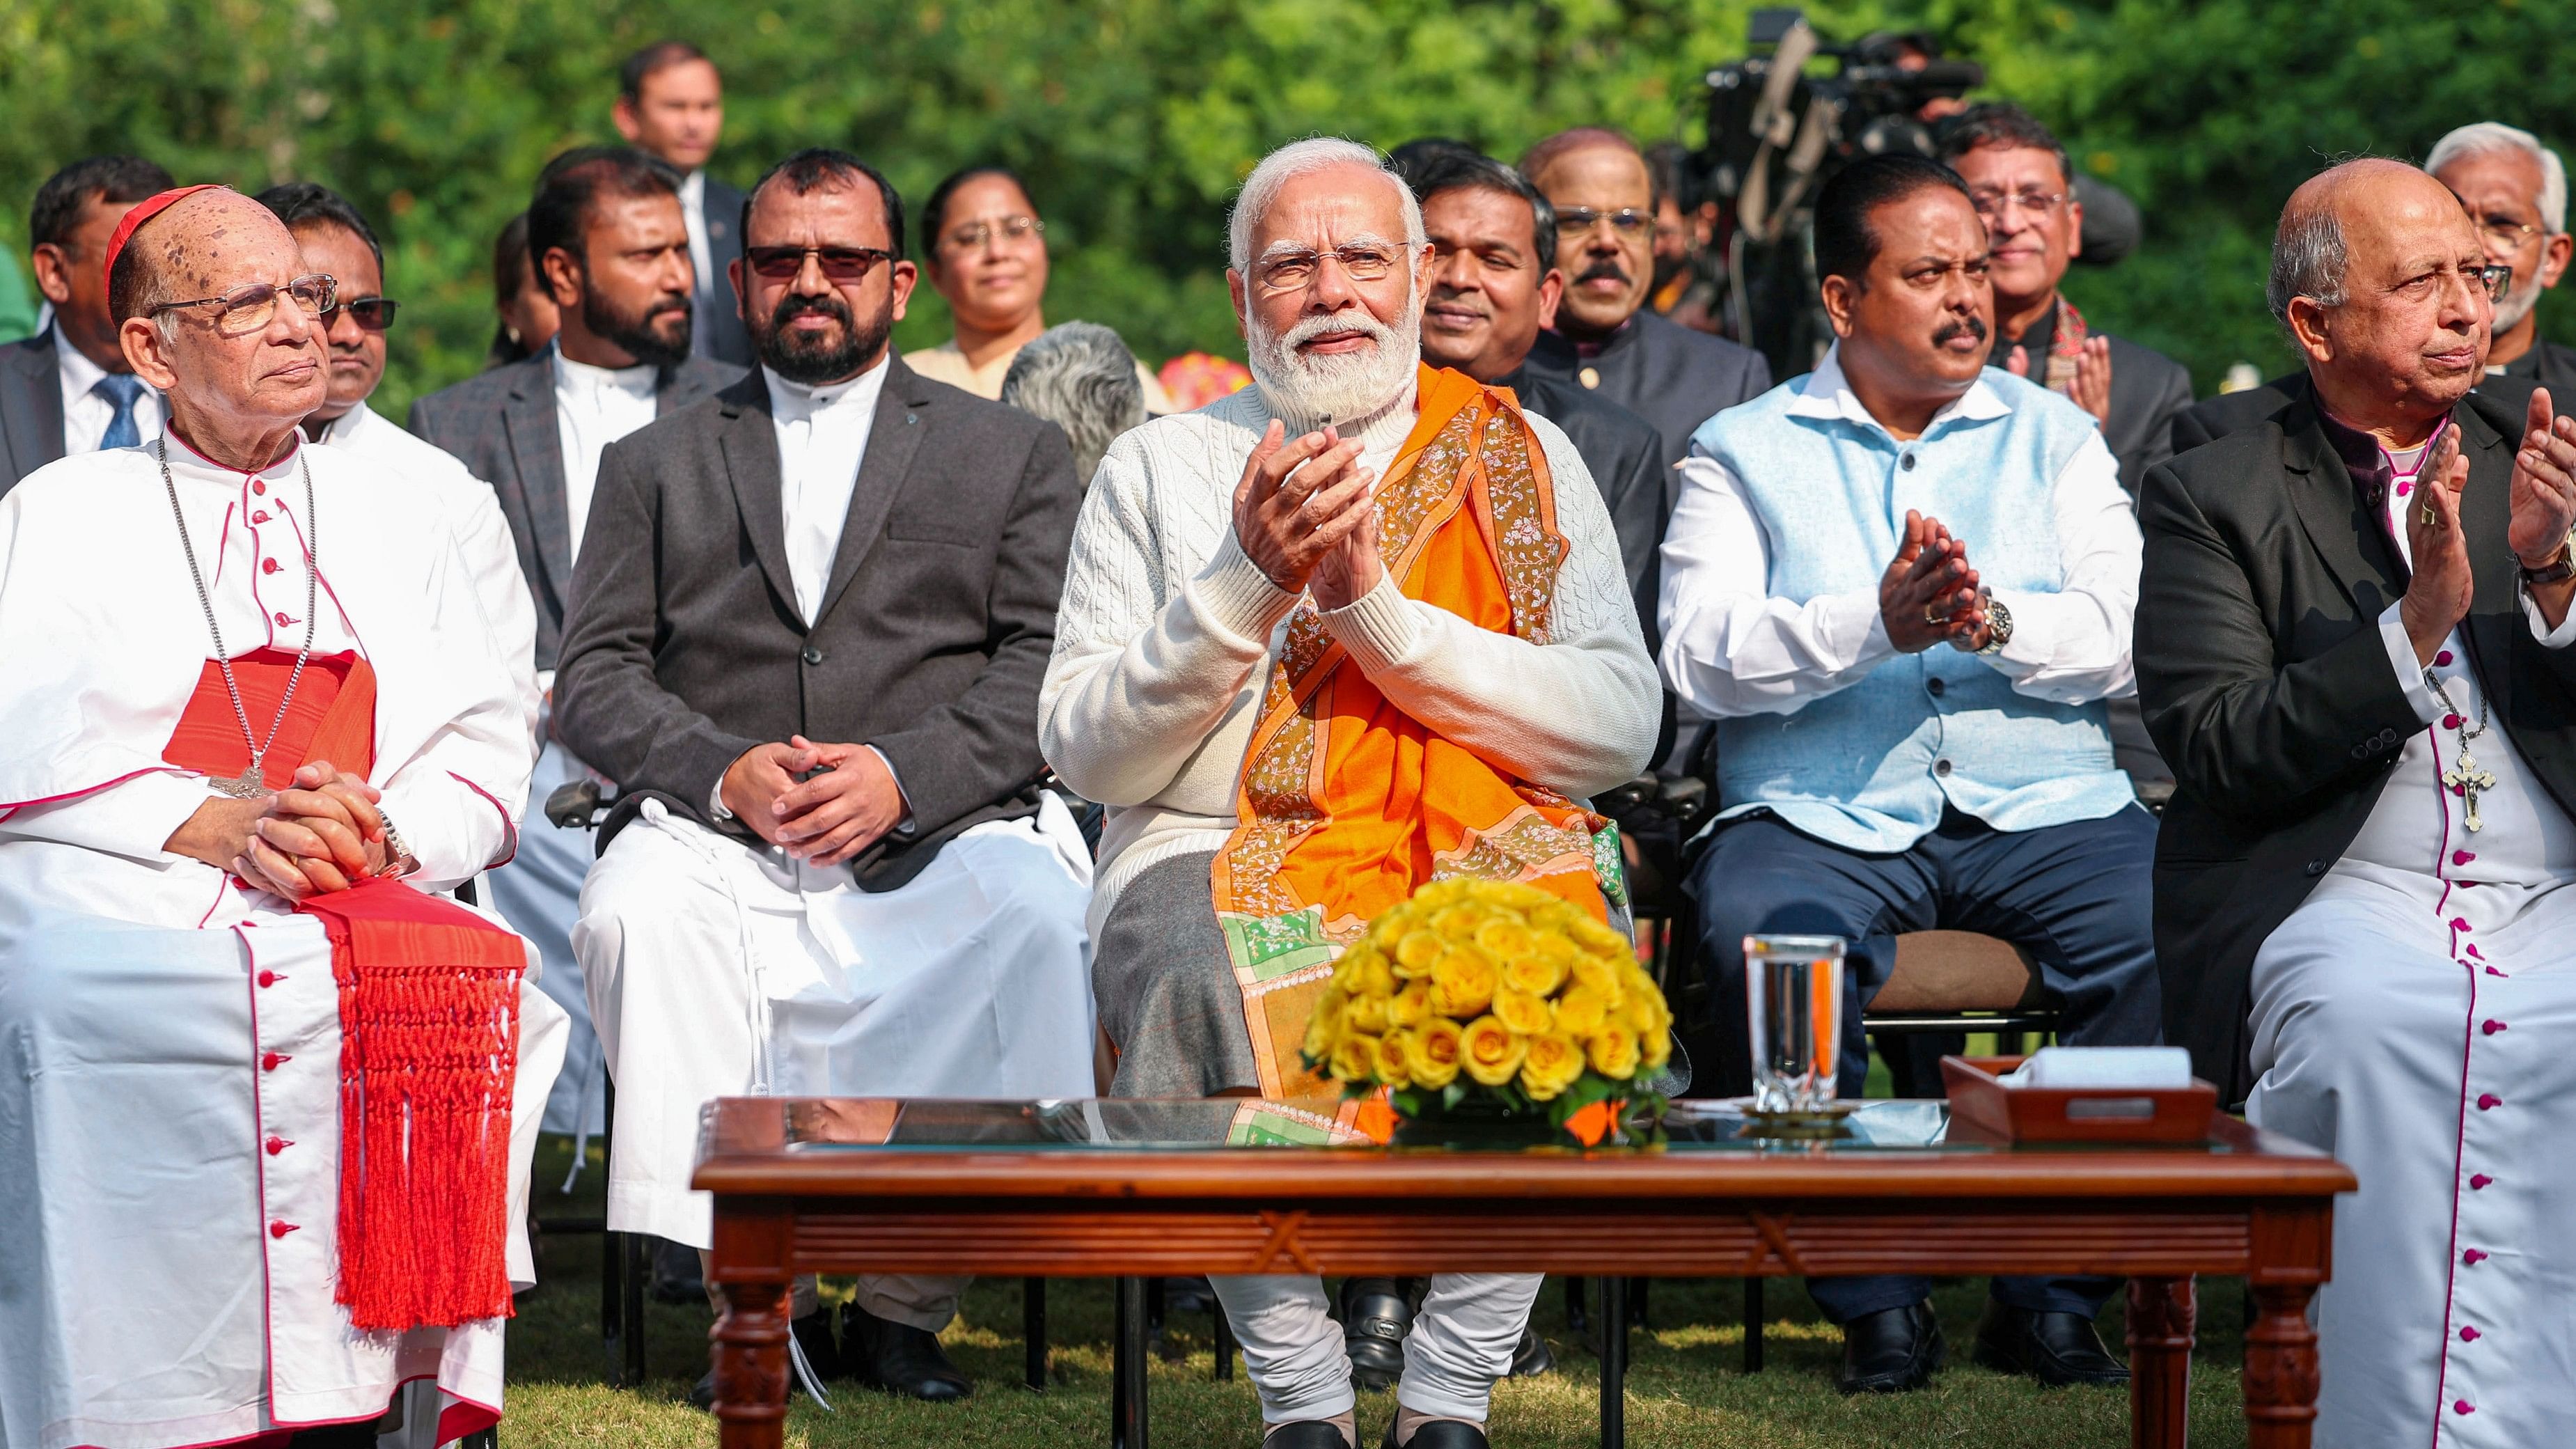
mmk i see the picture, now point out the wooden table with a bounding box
[693,1097,2353,1448]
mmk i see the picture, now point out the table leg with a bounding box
[1024,1276,1047,1391]
[1599,1276,1628,1449]
[2126,1276,2194,1449]
[2244,1282,2320,1449]
[1743,1278,1764,1374]
[711,1279,791,1449]
[1114,1276,1151,1449]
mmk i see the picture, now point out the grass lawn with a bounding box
[499,1136,2257,1449]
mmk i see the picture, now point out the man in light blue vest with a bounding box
[1659,155,2158,1395]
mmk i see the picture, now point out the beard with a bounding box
[585,285,693,369]
[1246,281,1422,423]
[2494,272,2543,336]
[753,290,890,386]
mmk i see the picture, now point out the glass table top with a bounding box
[768,1097,2268,1158]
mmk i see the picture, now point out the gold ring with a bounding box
[2421,502,2441,527]
[1924,604,1944,626]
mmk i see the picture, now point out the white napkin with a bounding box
[2001,1045,2192,1089]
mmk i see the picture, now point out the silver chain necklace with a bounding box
[160,438,317,798]
[2425,663,2497,833]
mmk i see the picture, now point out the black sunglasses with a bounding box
[327,296,400,331]
[746,245,894,281]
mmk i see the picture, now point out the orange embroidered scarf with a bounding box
[164,649,524,1331]
[1212,366,1622,1097]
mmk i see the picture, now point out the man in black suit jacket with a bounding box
[0,155,173,493]
[556,149,1092,1407]
[2430,121,2576,405]
[612,40,753,367]
[2135,159,2576,1444]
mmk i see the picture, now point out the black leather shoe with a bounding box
[1507,1323,1554,1377]
[1381,1419,1491,1448]
[1973,1303,2130,1387]
[1340,1276,1413,1391]
[841,1301,971,1401]
[1264,1423,1353,1449]
[1836,1299,1946,1393]
[650,1237,707,1304]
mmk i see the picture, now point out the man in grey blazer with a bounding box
[1,155,174,494]
[556,148,1094,1407]
[613,40,752,368]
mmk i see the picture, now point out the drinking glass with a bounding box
[1744,934,1846,1113]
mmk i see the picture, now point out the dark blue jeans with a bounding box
[1686,804,2161,1322]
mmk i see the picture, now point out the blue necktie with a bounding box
[94,374,145,450]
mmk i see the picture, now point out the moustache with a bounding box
[1576,260,1629,286]
[1935,315,1989,347]
[771,293,854,329]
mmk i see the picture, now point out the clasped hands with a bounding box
[167,760,390,902]
[1880,509,1993,654]
[2004,334,2113,427]
[2401,387,2576,664]
[721,735,908,867]
[1233,418,1383,611]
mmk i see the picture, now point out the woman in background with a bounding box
[483,211,560,369]
[908,165,1170,412]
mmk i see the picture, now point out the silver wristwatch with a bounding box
[375,808,420,879]
[1976,595,2015,657]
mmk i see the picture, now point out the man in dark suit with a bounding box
[0,155,173,493]
[1518,127,1773,481]
[2136,158,2576,1446]
[613,40,751,367]
[557,148,1092,1407]
[2430,121,2576,398]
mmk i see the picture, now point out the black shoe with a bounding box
[1972,1303,2130,1387]
[1835,1299,1945,1393]
[686,1308,840,1409]
[1381,1419,1491,1448]
[841,1301,971,1402]
[650,1237,707,1304]
[1507,1323,1554,1377]
[1265,1423,1354,1449]
[1339,1276,1412,1392]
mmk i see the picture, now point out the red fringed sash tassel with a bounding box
[162,650,527,1330]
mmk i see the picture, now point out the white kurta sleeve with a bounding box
[443,476,541,735]
[1657,451,1894,719]
[1977,429,2142,704]
[370,524,532,888]
[1319,414,1659,799]
[0,769,206,863]
[1039,439,1302,807]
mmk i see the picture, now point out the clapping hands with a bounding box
[1880,510,1988,654]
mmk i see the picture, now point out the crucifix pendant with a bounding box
[2445,749,2498,833]
[210,764,269,799]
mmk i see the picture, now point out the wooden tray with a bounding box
[1941,1055,2218,1145]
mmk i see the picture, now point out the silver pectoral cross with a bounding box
[2445,750,2499,832]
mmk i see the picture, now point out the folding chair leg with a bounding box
[621,1231,647,1386]
[1024,1277,1047,1390]
[1743,1278,1765,1373]
[1212,1297,1234,1382]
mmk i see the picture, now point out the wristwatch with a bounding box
[2520,527,2576,586]
[1976,595,2016,656]
[374,808,420,879]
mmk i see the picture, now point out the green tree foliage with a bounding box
[1,0,2569,414]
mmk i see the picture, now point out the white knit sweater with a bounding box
[1041,377,1660,930]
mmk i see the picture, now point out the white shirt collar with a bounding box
[552,347,658,400]
[763,354,891,423]
[680,169,706,210]
[1786,344,2012,438]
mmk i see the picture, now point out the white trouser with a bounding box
[2249,863,2576,1449]
[485,737,604,1138]
[574,797,1097,1330]
[1212,1274,1541,1423]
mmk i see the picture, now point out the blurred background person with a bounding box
[998,320,1146,483]
[613,40,751,366]
[486,211,560,368]
[2,154,174,494]
[2429,121,2576,395]
[0,250,33,341]
[909,164,1172,412]
[1155,350,1252,410]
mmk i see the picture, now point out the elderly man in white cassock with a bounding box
[2138,158,2576,1446]
[0,185,563,1449]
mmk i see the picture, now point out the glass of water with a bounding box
[1744,934,1846,1114]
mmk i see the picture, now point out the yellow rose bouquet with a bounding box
[1302,879,1674,1144]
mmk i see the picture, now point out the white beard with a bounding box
[2495,272,2543,336]
[1246,283,1422,423]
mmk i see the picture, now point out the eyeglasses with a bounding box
[2476,214,2544,249]
[1250,244,1404,294]
[327,296,400,331]
[1553,206,1652,237]
[943,214,1044,251]
[2477,263,2515,301]
[146,273,338,336]
[744,245,895,282]
[1968,188,2067,221]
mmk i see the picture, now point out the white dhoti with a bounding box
[2247,603,2576,1447]
[574,795,1096,1329]
[487,738,606,1137]
[0,911,567,1449]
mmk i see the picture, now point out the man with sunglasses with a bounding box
[0,183,563,1448]
[557,148,1094,1407]
[2137,157,2576,1449]
[2431,122,2576,401]
[1518,127,1771,483]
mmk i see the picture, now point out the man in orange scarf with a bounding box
[1043,139,1658,1449]
[0,187,561,1448]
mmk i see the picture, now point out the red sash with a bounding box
[163,649,524,1330]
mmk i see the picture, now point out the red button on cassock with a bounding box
[273,612,291,627]
[2483,1019,2506,1035]
[251,510,269,524]
[251,480,266,496]
[268,1220,297,1238]
[2437,650,2455,666]
[265,1136,290,1155]
[2464,1248,2489,1265]
[2461,1326,2482,1342]
[2471,1173,2493,1189]
[2479,1093,2503,1111]
[256,970,276,987]
[2455,1400,2474,1415]
[262,558,279,574]
[260,1052,289,1071]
